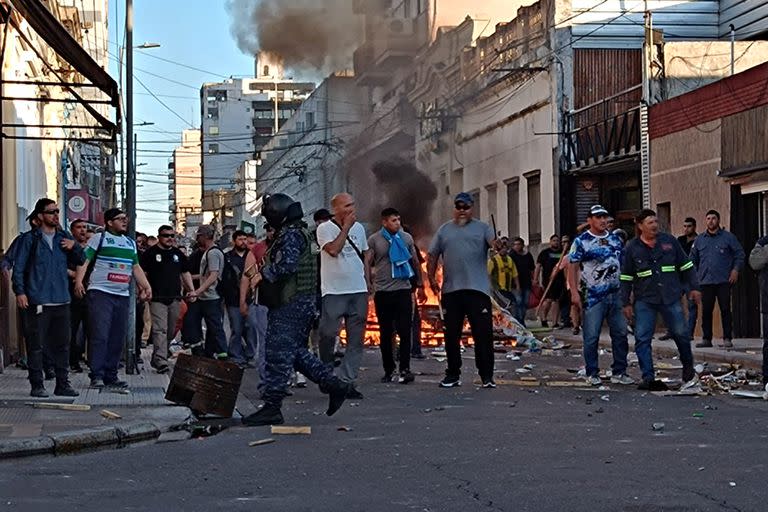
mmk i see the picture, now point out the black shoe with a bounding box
[695,339,713,348]
[541,320,549,328]
[242,405,284,426]
[105,379,129,389]
[380,373,394,383]
[658,332,673,341]
[346,387,364,400]
[638,379,669,391]
[327,380,350,417]
[572,327,581,336]
[54,385,79,397]
[30,385,49,398]
[481,378,497,389]
[439,375,461,388]
[398,371,415,384]
[682,365,695,383]
[90,378,105,389]
[70,363,84,373]
[44,370,55,381]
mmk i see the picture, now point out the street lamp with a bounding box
[136,42,161,49]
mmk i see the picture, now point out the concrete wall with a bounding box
[173,129,202,231]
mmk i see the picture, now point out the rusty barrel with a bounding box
[165,354,244,417]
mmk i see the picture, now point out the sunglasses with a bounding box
[454,203,472,211]
[159,233,175,238]
[111,215,129,222]
[42,209,60,215]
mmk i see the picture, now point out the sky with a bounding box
[107,0,255,234]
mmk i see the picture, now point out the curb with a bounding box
[555,333,762,370]
[0,421,163,461]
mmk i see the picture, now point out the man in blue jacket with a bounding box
[689,210,745,349]
[12,198,83,398]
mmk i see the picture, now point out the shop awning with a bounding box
[4,0,119,137]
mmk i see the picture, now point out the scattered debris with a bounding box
[704,404,717,410]
[600,395,610,402]
[697,467,705,471]
[26,402,91,412]
[249,438,276,447]
[511,380,540,387]
[422,408,432,413]
[729,390,768,400]
[505,353,522,361]
[271,426,311,435]
[337,426,353,432]
[100,409,122,420]
[434,406,446,411]
[515,368,531,374]
[523,364,536,371]
[652,423,665,431]
[729,482,737,487]
[594,407,604,414]
[546,381,590,388]
[692,412,704,418]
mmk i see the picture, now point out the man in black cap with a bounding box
[12,198,83,397]
[74,208,152,389]
[242,193,350,426]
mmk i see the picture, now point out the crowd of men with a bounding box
[4,192,764,420]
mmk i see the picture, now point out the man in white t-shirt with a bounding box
[316,193,369,399]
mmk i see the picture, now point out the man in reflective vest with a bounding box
[620,209,701,391]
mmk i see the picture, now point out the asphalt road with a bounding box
[1,348,766,512]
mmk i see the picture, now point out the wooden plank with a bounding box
[100,409,122,420]
[271,426,311,435]
[26,402,91,411]
[249,438,276,446]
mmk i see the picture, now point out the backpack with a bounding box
[749,243,768,271]
[217,251,243,299]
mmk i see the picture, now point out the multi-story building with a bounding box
[200,54,314,227]
[170,129,202,234]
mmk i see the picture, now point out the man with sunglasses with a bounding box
[140,225,194,374]
[12,198,83,398]
[74,208,152,389]
[427,192,497,388]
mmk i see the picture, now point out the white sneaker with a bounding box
[610,374,635,385]
[680,375,701,392]
[586,375,602,386]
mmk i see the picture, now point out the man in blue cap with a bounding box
[427,192,498,388]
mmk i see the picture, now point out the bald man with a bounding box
[316,193,369,399]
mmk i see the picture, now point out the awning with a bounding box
[4,0,119,137]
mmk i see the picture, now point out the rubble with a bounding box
[271,426,311,435]
[248,438,275,447]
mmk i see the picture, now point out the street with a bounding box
[1,349,765,512]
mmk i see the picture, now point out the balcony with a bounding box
[353,42,389,86]
[354,15,427,86]
[563,107,641,173]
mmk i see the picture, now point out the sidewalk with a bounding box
[0,348,191,459]
[552,327,764,370]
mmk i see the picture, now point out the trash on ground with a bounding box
[26,402,91,411]
[100,409,122,419]
[505,352,522,361]
[515,368,531,374]
[248,438,276,447]
[337,426,353,432]
[652,422,665,431]
[600,395,610,402]
[692,412,704,418]
[271,426,311,435]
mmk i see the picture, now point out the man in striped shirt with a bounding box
[74,208,152,389]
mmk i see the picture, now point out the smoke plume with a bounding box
[226,0,363,74]
[371,158,438,243]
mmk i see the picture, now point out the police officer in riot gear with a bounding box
[242,193,350,426]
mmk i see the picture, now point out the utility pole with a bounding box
[125,0,136,375]
[640,8,652,208]
[273,79,279,135]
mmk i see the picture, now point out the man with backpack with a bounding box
[222,230,256,368]
[12,198,84,397]
[184,225,228,359]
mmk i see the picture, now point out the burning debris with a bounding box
[226,0,363,74]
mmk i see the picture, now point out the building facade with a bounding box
[170,129,202,234]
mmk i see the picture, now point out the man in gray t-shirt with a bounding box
[427,192,497,389]
[366,208,426,383]
[184,225,228,359]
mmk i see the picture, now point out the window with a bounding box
[306,111,315,128]
[207,108,218,119]
[208,126,219,135]
[470,190,481,220]
[506,179,519,237]
[207,90,227,102]
[208,143,219,154]
[486,184,497,230]
[527,173,541,246]
[657,202,671,233]
[254,110,274,120]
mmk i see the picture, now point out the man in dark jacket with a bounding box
[689,210,745,349]
[750,236,768,385]
[12,198,83,397]
[621,209,701,390]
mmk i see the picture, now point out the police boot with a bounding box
[326,379,350,417]
[242,404,284,426]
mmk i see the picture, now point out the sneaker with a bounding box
[90,378,105,389]
[104,380,129,389]
[346,387,364,400]
[481,378,497,389]
[380,373,394,383]
[398,371,415,384]
[54,385,80,397]
[695,339,713,348]
[610,374,635,385]
[721,339,734,349]
[439,375,461,388]
[30,385,49,398]
[586,375,602,386]
[242,405,284,426]
[680,374,701,391]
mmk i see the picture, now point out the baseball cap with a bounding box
[196,225,215,238]
[26,198,55,220]
[454,192,474,205]
[588,204,609,217]
[104,208,126,222]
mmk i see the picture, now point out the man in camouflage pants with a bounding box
[241,193,350,426]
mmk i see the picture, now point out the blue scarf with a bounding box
[381,228,414,280]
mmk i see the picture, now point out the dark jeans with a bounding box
[515,288,531,326]
[763,312,768,384]
[411,304,423,356]
[23,305,70,387]
[374,289,413,374]
[184,298,227,358]
[87,290,129,383]
[701,283,732,341]
[69,297,88,366]
[634,300,694,381]
[442,290,494,380]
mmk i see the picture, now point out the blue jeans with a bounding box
[514,289,531,326]
[247,304,269,389]
[634,300,694,381]
[184,298,227,357]
[581,292,628,377]
[685,296,697,338]
[227,306,256,364]
[87,290,129,383]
